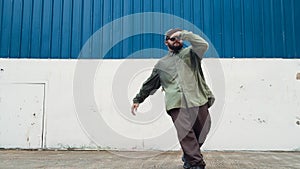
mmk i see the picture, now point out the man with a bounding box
[131,28,215,169]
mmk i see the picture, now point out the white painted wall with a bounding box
[0,58,299,151]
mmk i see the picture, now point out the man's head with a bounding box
[165,28,183,53]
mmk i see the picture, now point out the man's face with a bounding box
[166,35,183,52]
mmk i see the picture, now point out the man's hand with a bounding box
[170,31,182,40]
[131,103,139,116]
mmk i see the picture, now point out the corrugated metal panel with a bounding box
[0,0,299,59]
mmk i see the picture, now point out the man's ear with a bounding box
[165,41,168,46]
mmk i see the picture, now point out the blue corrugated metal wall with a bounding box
[0,0,299,59]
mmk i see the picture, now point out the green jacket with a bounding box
[133,30,215,111]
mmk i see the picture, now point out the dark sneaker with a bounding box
[182,155,191,169]
[189,166,205,169]
[181,154,206,169]
[183,162,191,169]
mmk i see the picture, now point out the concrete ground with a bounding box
[0,150,300,169]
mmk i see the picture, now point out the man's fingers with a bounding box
[131,104,139,116]
[171,31,182,38]
[131,107,136,116]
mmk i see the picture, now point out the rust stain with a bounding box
[256,118,266,124]
[297,73,300,80]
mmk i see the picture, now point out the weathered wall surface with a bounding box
[1,59,299,151]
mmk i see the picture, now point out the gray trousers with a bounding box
[167,103,211,166]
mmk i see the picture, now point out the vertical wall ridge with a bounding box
[0,0,299,59]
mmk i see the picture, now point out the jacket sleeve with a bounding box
[133,68,161,104]
[181,30,209,60]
